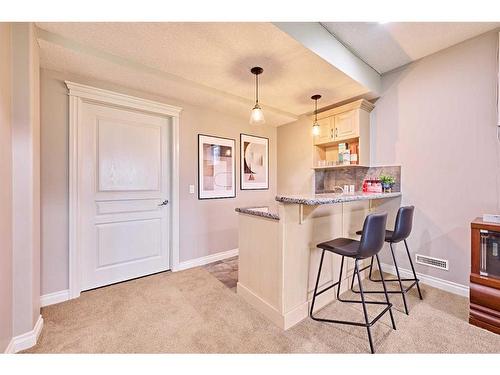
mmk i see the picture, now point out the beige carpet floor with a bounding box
[25,267,500,353]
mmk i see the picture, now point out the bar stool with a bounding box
[351,206,423,315]
[310,212,396,354]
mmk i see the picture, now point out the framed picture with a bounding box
[198,134,236,199]
[240,133,269,190]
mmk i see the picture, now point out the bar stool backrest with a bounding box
[358,212,388,259]
[391,205,415,243]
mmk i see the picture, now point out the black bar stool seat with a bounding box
[310,212,396,354]
[316,238,362,258]
[351,206,423,315]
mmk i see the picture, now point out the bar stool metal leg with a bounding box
[355,260,374,354]
[311,211,395,354]
[350,250,421,311]
[349,260,356,291]
[336,255,345,300]
[404,240,423,300]
[350,257,374,290]
[389,243,409,315]
[310,249,326,317]
[375,254,396,330]
[368,256,375,280]
[350,206,422,314]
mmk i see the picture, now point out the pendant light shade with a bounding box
[311,94,321,135]
[312,119,320,136]
[250,104,265,124]
[250,67,265,125]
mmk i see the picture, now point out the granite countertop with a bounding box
[275,191,402,205]
[235,206,280,220]
[236,192,402,220]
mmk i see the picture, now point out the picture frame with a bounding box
[240,133,269,190]
[198,134,236,199]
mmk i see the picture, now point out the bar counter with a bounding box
[235,191,402,329]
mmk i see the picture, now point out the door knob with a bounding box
[158,200,169,206]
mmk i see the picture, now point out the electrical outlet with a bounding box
[189,185,195,194]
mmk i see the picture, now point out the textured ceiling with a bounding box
[36,22,373,126]
[322,22,500,73]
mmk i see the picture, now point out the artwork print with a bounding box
[198,134,236,199]
[240,134,269,190]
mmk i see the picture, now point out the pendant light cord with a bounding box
[314,98,318,122]
[255,73,259,105]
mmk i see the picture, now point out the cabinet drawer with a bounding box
[470,281,500,312]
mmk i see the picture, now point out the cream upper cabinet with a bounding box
[334,110,359,141]
[314,110,358,145]
[313,117,334,145]
[312,99,375,167]
[313,100,374,145]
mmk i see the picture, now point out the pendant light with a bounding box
[249,66,265,124]
[311,94,321,135]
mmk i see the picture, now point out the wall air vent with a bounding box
[415,254,449,271]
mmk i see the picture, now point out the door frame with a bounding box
[66,81,182,299]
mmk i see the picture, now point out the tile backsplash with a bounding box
[315,165,401,194]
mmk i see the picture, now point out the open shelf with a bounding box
[314,136,360,148]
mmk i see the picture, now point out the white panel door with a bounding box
[80,102,170,291]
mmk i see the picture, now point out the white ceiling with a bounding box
[36,22,373,126]
[322,22,500,73]
[36,22,500,126]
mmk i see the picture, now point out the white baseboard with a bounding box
[5,315,44,353]
[4,338,15,354]
[40,289,70,307]
[380,263,469,297]
[173,248,238,271]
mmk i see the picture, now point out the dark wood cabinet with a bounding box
[470,218,500,334]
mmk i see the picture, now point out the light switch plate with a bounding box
[189,185,195,194]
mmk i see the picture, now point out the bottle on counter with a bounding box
[366,179,372,192]
[362,180,368,192]
[350,144,358,165]
[338,143,347,165]
[343,149,350,165]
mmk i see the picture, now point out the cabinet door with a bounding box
[313,117,333,145]
[334,110,358,141]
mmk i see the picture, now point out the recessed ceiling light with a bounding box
[378,21,390,24]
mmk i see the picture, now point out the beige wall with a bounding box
[40,68,277,295]
[371,31,499,286]
[277,115,314,195]
[277,30,499,287]
[11,23,41,335]
[39,29,500,295]
[0,23,13,352]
